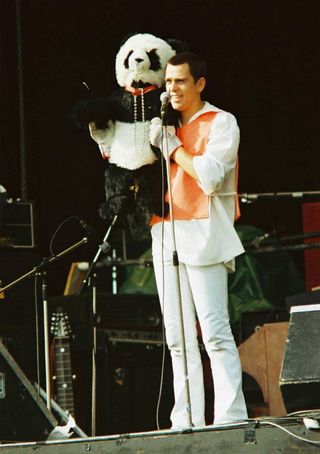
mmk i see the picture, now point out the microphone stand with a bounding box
[42,272,51,410]
[77,214,118,436]
[0,237,88,410]
[78,215,118,294]
[161,110,193,428]
[90,273,97,436]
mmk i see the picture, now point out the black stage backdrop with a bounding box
[1,0,320,296]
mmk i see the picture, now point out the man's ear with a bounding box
[197,77,206,94]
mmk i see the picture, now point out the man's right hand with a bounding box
[149,117,182,160]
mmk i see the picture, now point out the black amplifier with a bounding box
[47,293,163,333]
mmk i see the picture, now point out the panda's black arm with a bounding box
[71,96,118,130]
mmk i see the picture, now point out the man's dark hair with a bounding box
[167,52,207,82]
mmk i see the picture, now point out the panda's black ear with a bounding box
[166,38,190,54]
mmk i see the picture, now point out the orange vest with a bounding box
[151,111,240,225]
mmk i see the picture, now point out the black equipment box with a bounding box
[279,305,320,412]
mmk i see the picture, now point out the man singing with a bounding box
[149,52,248,428]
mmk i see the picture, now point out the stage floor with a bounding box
[1,417,320,453]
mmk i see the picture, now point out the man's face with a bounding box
[165,63,205,115]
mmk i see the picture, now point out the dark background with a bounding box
[1,0,320,296]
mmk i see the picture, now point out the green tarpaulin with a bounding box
[119,225,305,325]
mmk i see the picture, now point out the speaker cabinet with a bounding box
[280,305,320,412]
[0,249,41,381]
[0,339,57,442]
[96,333,174,435]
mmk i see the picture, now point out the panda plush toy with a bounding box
[73,33,186,238]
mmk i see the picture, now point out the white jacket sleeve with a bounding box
[192,111,240,195]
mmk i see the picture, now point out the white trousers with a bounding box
[153,258,248,428]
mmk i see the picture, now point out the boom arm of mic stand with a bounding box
[0,237,88,293]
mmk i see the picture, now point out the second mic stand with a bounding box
[77,214,118,436]
[78,214,118,294]
[161,113,193,428]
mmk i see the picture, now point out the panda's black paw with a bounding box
[110,195,134,216]
[99,194,135,221]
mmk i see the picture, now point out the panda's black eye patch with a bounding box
[124,50,134,69]
[147,49,161,71]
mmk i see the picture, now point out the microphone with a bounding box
[79,218,91,236]
[160,92,170,118]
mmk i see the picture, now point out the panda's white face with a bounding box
[115,33,176,88]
